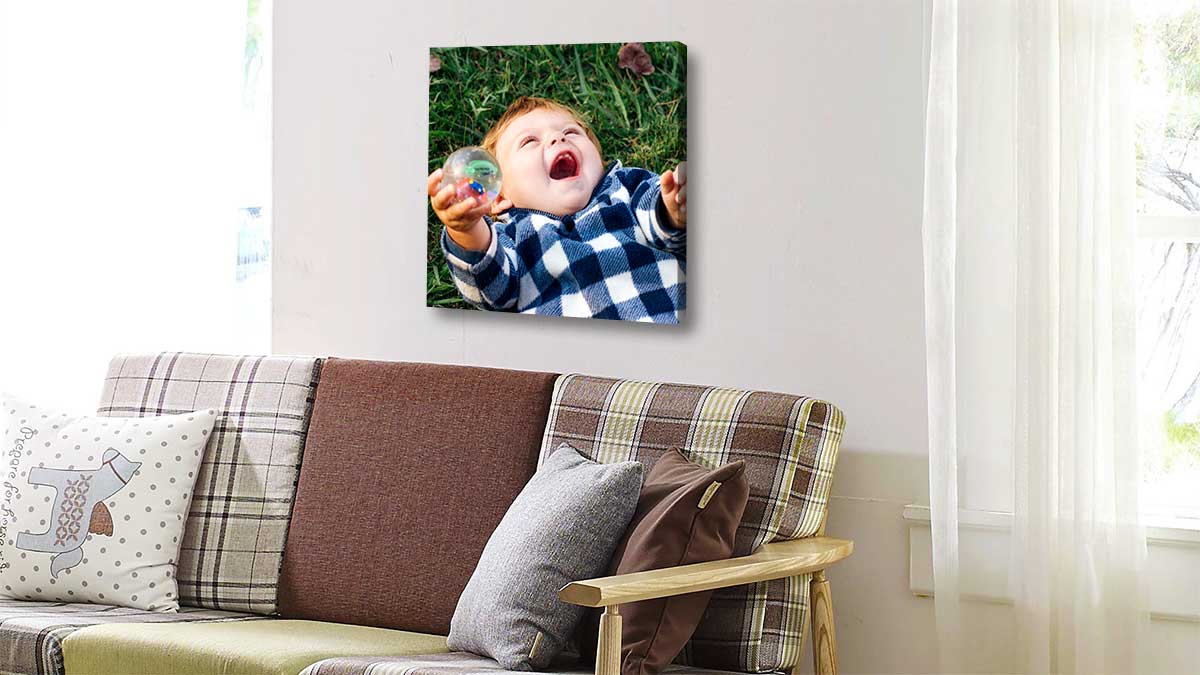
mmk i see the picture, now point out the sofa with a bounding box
[0,352,850,675]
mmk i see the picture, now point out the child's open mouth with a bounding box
[549,150,579,180]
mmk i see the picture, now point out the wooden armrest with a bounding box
[558,536,853,607]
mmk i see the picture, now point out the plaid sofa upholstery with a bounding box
[0,599,255,675]
[300,652,745,675]
[539,375,845,674]
[96,353,323,615]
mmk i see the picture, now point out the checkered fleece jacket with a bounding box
[440,162,686,323]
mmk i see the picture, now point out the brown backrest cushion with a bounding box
[276,358,558,634]
[580,449,749,675]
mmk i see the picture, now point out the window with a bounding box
[235,0,273,347]
[0,3,270,410]
[1135,1,1200,519]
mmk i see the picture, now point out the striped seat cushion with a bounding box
[97,353,323,615]
[300,652,746,675]
[0,599,254,675]
[540,375,845,674]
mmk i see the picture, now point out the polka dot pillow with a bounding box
[0,393,214,612]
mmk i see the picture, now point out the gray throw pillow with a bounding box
[448,443,644,670]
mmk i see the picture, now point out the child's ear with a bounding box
[490,195,514,215]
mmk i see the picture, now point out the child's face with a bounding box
[493,108,604,217]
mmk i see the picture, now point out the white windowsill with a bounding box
[903,504,1200,623]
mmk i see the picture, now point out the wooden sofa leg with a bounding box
[810,570,838,675]
[596,605,622,675]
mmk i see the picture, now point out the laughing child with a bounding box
[427,96,687,323]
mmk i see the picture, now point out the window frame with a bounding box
[1138,214,1200,241]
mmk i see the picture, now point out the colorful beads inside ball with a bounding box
[439,146,502,207]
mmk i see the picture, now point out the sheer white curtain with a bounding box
[0,3,249,410]
[923,1,1149,673]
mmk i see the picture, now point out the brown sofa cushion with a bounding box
[581,450,748,675]
[615,450,748,675]
[276,359,558,635]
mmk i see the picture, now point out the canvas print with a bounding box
[427,42,688,323]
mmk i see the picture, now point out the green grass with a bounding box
[426,42,688,310]
[1162,409,1200,470]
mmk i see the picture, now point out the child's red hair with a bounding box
[482,96,604,163]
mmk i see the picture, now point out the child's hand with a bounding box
[661,161,687,230]
[429,169,490,232]
[428,169,492,252]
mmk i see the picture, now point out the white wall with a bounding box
[272,0,935,672]
[275,1,1196,673]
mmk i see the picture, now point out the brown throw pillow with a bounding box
[606,449,750,675]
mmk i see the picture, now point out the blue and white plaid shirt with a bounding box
[440,161,686,323]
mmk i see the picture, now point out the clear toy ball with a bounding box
[438,146,502,207]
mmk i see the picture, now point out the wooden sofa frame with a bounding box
[560,529,853,675]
